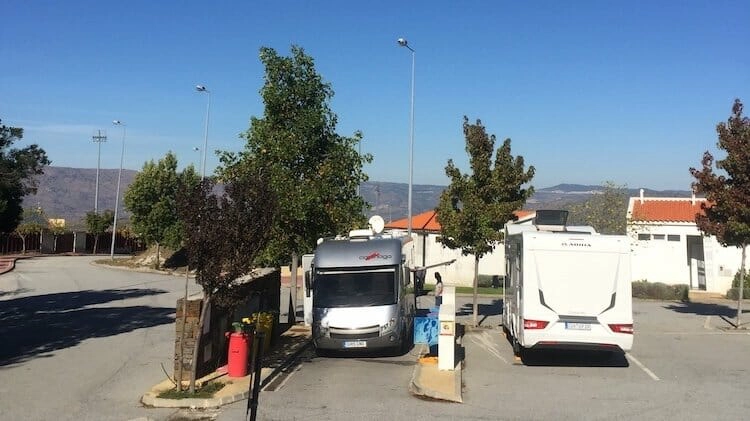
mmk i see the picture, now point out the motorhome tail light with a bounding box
[523,319,549,329]
[608,323,634,334]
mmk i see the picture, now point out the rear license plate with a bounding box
[565,322,591,331]
[343,340,367,348]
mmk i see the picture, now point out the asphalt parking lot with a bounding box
[456,296,750,420]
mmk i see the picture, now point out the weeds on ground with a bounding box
[156,382,226,399]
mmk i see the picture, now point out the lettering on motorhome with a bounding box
[561,241,592,247]
[359,252,393,260]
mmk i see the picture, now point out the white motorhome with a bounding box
[305,216,415,353]
[502,210,633,355]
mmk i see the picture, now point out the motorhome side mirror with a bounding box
[304,272,312,298]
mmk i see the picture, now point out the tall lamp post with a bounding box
[111,120,126,260]
[92,130,107,213]
[195,85,211,179]
[397,37,415,236]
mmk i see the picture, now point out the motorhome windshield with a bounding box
[313,267,397,308]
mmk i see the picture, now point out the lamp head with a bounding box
[196,85,207,92]
[397,38,408,47]
[112,120,121,125]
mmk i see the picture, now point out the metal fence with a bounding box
[0,232,146,255]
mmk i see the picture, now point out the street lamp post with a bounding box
[397,37,415,236]
[196,85,211,179]
[92,130,107,213]
[111,120,126,261]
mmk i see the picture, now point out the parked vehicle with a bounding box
[502,210,633,356]
[305,216,415,353]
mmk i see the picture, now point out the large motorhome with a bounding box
[305,216,415,353]
[502,210,633,355]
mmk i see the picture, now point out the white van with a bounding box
[502,210,633,355]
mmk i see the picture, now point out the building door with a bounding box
[686,235,706,290]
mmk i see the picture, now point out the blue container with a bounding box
[414,316,439,346]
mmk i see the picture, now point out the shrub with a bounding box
[477,274,503,288]
[726,288,750,300]
[731,270,750,289]
[632,280,690,302]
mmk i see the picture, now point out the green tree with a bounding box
[690,99,750,327]
[85,210,114,254]
[124,152,200,268]
[567,181,628,234]
[436,117,535,326]
[220,45,371,318]
[14,207,47,254]
[0,119,50,233]
[177,166,276,393]
[48,218,67,253]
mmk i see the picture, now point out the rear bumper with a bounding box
[521,324,633,352]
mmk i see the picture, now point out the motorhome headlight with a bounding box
[380,318,397,334]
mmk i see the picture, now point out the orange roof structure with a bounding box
[385,209,535,232]
[630,199,707,223]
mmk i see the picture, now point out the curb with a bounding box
[408,346,463,403]
[0,258,16,275]
[141,337,312,409]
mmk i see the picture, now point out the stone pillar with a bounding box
[174,298,202,382]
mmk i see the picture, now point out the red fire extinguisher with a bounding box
[225,332,251,377]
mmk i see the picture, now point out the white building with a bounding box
[386,210,535,287]
[626,190,742,294]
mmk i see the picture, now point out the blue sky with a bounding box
[2,1,748,190]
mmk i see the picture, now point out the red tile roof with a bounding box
[385,210,534,232]
[630,199,707,222]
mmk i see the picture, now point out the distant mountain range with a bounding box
[21,166,692,226]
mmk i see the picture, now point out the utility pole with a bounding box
[92,130,107,214]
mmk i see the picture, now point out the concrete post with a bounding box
[438,285,456,371]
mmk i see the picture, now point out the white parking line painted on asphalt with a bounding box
[468,330,509,364]
[704,316,713,330]
[626,353,660,381]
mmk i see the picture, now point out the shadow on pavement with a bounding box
[456,299,503,317]
[663,301,749,318]
[0,288,172,366]
[520,349,629,368]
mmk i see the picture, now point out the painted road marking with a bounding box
[626,353,660,381]
[468,330,509,364]
[704,316,713,330]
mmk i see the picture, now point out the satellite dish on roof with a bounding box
[369,215,385,234]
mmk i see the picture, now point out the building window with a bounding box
[667,234,680,242]
[638,234,650,241]
[653,234,665,240]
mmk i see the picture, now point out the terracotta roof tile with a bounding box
[630,199,707,222]
[385,210,534,231]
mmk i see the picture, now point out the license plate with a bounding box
[343,340,367,348]
[565,322,591,331]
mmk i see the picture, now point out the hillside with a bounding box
[21,166,692,225]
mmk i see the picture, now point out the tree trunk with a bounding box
[473,255,479,327]
[189,294,210,394]
[177,264,189,391]
[737,244,747,329]
[290,252,299,324]
[93,235,99,255]
[155,242,161,270]
[53,235,58,254]
[21,235,27,255]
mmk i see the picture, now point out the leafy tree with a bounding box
[567,181,628,234]
[436,117,535,326]
[0,119,50,233]
[85,210,114,254]
[690,99,750,327]
[177,166,276,393]
[14,207,47,254]
[48,218,67,253]
[124,152,200,268]
[219,45,371,319]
